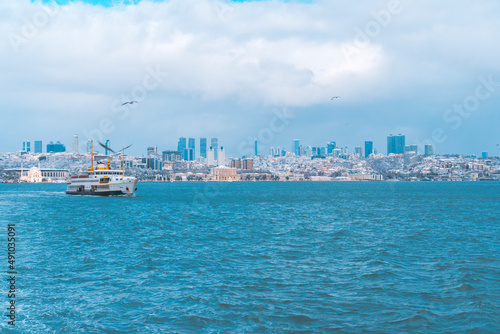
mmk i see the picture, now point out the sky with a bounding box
[1,0,499,157]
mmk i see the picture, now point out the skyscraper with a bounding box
[292,139,300,156]
[207,147,216,166]
[217,147,225,166]
[254,140,258,156]
[211,138,218,161]
[147,147,158,156]
[72,134,79,154]
[387,134,405,155]
[188,138,195,160]
[47,141,66,153]
[200,138,207,158]
[22,141,30,152]
[177,137,186,153]
[105,139,110,155]
[34,141,42,153]
[424,144,434,155]
[327,142,336,154]
[482,152,488,158]
[355,146,363,157]
[364,141,373,158]
[86,140,91,153]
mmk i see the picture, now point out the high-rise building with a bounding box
[292,139,300,156]
[211,138,218,161]
[207,147,216,166]
[200,138,207,158]
[147,157,161,170]
[327,142,336,154]
[34,141,42,153]
[147,147,158,157]
[243,158,254,170]
[72,134,79,154]
[364,141,373,158]
[424,144,434,156]
[47,141,66,153]
[254,140,258,156]
[86,140,91,153]
[217,147,225,166]
[482,151,488,158]
[355,146,363,157]
[231,159,242,169]
[162,150,182,161]
[188,138,195,160]
[182,148,194,161]
[387,134,405,155]
[22,141,31,152]
[177,137,186,153]
[409,144,418,153]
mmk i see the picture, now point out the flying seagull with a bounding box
[98,141,115,154]
[121,101,138,106]
[331,96,340,100]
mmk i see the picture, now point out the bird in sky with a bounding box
[98,141,115,154]
[121,101,138,106]
[331,96,340,100]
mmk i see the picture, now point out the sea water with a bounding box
[0,182,499,333]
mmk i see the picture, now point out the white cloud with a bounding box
[0,0,499,155]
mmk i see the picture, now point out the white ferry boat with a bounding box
[66,141,138,196]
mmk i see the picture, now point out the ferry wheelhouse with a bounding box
[66,141,138,196]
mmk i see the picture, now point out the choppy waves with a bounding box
[0,182,499,333]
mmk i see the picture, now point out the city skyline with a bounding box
[1,1,500,157]
[11,134,499,159]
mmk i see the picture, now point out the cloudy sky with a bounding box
[1,0,499,156]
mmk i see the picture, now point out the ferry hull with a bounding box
[66,181,138,196]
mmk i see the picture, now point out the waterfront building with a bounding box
[387,134,405,155]
[211,166,237,181]
[231,159,242,169]
[200,138,207,158]
[365,141,373,158]
[243,158,254,170]
[34,141,42,153]
[7,166,69,183]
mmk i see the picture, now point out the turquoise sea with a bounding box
[0,182,499,333]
